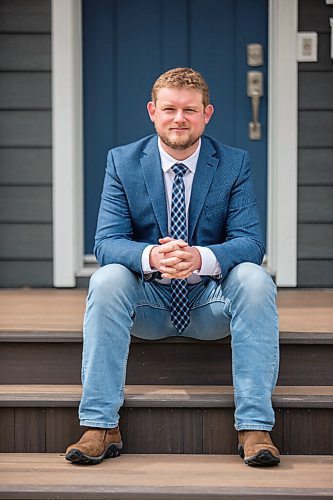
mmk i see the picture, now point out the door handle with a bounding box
[247,71,263,140]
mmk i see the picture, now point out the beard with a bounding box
[157,128,202,151]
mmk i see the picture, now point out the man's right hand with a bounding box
[149,237,199,279]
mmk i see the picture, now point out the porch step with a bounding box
[1,332,333,386]
[0,454,332,499]
[0,289,332,385]
[0,385,332,454]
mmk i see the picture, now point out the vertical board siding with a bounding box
[298,0,333,287]
[0,0,52,287]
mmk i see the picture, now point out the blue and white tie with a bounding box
[170,163,190,333]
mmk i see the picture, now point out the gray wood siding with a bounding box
[0,111,51,147]
[298,149,333,184]
[0,73,51,109]
[297,260,333,287]
[298,0,333,287]
[0,0,52,287]
[0,224,52,259]
[0,149,52,185]
[298,224,333,259]
[0,187,52,222]
[298,187,333,222]
[0,34,51,71]
[0,0,50,33]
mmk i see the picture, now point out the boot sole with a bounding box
[66,442,123,465]
[238,445,280,467]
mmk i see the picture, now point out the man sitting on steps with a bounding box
[66,67,280,467]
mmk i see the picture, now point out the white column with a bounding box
[51,0,83,287]
[267,0,298,286]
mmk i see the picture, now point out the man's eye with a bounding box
[163,108,174,111]
[185,109,196,113]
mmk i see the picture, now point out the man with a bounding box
[66,68,280,467]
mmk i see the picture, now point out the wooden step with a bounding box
[1,385,332,455]
[1,289,332,334]
[0,454,332,499]
[1,384,333,407]
[1,332,332,386]
[0,289,332,385]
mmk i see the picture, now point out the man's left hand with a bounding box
[158,237,202,279]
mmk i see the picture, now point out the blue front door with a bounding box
[83,0,268,254]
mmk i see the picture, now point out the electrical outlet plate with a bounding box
[297,32,318,62]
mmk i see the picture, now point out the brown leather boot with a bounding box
[238,430,280,466]
[65,427,123,465]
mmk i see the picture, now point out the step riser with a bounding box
[1,342,332,385]
[1,406,332,455]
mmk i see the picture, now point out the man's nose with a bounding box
[173,110,186,122]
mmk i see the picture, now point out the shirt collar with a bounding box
[158,137,201,174]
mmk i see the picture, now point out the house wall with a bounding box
[0,0,53,286]
[0,0,332,287]
[298,0,333,286]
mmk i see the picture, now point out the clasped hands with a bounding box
[149,237,202,279]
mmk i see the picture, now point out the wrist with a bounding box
[149,246,159,269]
[191,246,202,271]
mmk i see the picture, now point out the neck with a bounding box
[159,139,200,161]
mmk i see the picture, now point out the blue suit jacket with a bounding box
[94,134,265,279]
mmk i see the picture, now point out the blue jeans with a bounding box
[79,262,279,431]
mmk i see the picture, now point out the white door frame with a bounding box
[51,0,83,287]
[267,0,298,286]
[51,0,298,287]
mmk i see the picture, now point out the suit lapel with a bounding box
[188,137,219,242]
[140,136,168,237]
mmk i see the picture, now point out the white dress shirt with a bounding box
[141,138,221,283]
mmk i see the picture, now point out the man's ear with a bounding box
[147,101,156,122]
[204,104,214,125]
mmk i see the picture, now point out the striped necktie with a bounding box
[170,163,190,333]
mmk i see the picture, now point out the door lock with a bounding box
[247,71,263,140]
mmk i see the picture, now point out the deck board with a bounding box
[0,454,332,498]
[0,289,332,334]
[0,385,332,408]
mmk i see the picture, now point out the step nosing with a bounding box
[1,331,333,344]
[0,454,333,497]
[0,484,332,497]
[0,385,332,408]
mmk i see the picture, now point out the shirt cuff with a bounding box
[193,246,222,276]
[141,245,157,273]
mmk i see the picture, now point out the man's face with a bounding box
[147,87,214,154]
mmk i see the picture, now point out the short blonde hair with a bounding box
[151,67,210,108]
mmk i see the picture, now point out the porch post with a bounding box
[51,0,83,287]
[267,0,298,286]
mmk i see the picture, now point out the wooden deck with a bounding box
[0,289,332,459]
[0,289,332,334]
[0,384,332,407]
[0,454,332,499]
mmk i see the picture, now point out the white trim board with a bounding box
[52,0,84,287]
[267,0,298,286]
[51,0,298,287]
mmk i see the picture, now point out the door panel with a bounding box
[83,0,268,254]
